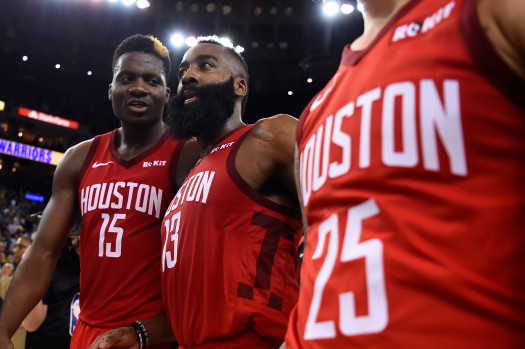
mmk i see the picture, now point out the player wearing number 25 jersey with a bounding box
[161,125,302,348]
[287,0,525,348]
[77,129,184,328]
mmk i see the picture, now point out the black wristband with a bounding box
[129,321,149,348]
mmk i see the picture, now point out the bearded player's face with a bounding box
[166,43,238,139]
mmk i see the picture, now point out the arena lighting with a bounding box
[307,78,313,83]
[356,2,364,12]
[22,56,28,61]
[136,0,150,9]
[122,0,136,5]
[206,3,216,12]
[185,36,198,47]
[234,45,244,53]
[25,192,45,203]
[18,107,80,130]
[87,71,93,76]
[323,1,340,16]
[0,100,4,111]
[288,91,293,96]
[55,64,61,69]
[0,138,64,166]
[108,0,119,3]
[170,33,185,47]
[341,3,355,14]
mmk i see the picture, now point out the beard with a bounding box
[166,77,236,139]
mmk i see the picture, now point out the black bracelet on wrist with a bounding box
[129,320,150,349]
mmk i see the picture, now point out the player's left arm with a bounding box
[253,114,299,197]
[88,313,175,349]
[478,0,525,79]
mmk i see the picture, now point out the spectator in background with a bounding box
[0,33,200,349]
[11,236,31,267]
[0,235,31,349]
[23,237,80,349]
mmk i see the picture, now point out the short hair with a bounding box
[195,35,249,116]
[112,34,171,82]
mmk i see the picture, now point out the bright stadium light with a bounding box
[171,33,185,47]
[341,3,355,14]
[122,0,136,6]
[55,64,61,69]
[234,45,244,53]
[323,1,340,16]
[185,36,197,47]
[356,2,364,12]
[136,0,150,9]
[22,56,28,61]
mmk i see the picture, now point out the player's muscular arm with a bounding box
[478,0,525,79]
[88,313,175,349]
[0,141,89,348]
[236,114,299,208]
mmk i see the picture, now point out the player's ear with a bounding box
[234,77,247,98]
[165,87,171,103]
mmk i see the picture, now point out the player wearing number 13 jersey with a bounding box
[160,37,303,348]
[287,0,525,348]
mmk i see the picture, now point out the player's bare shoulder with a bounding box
[54,138,95,180]
[477,0,525,79]
[248,113,298,146]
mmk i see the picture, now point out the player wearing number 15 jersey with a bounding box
[287,0,525,348]
[159,37,303,348]
[0,34,200,349]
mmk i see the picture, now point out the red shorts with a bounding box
[178,329,278,349]
[71,319,173,349]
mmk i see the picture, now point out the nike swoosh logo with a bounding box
[310,72,341,112]
[92,161,114,168]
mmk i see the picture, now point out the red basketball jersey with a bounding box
[287,0,525,348]
[161,126,302,348]
[77,129,184,326]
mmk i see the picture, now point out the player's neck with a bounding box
[197,113,244,157]
[352,0,411,50]
[117,122,166,160]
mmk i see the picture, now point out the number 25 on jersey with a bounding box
[305,199,388,340]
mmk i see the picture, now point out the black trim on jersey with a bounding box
[227,125,302,220]
[460,0,525,111]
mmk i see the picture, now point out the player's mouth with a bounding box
[127,99,149,112]
[182,90,198,104]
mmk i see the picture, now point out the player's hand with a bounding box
[88,326,139,349]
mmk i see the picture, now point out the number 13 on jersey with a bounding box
[304,199,388,340]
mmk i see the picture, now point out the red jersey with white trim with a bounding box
[161,126,302,348]
[287,0,525,348]
[77,129,184,326]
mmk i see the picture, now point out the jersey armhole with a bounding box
[460,0,525,110]
[228,126,302,220]
[76,135,101,189]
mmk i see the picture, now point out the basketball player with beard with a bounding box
[0,34,201,349]
[89,36,303,349]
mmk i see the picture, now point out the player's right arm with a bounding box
[0,140,91,348]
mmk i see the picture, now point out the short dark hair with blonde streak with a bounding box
[112,34,172,82]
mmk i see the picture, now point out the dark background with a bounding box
[0,0,363,197]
